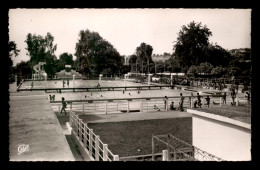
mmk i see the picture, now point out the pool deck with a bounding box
[79,110,192,124]
[9,90,75,161]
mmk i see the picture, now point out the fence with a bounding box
[152,134,224,161]
[51,95,227,115]
[70,111,119,161]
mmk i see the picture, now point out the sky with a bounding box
[9,9,251,66]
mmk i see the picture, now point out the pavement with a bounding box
[9,91,75,161]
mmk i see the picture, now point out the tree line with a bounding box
[9,21,251,82]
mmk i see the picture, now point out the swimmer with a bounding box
[123,90,125,94]
[137,90,140,94]
[129,93,131,96]
[85,95,87,98]
[101,95,103,97]
[91,93,92,96]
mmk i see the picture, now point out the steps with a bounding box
[56,69,83,79]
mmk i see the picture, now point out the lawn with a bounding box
[193,104,251,124]
[87,117,192,158]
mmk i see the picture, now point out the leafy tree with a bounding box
[173,21,212,68]
[211,66,226,76]
[14,61,31,76]
[135,42,153,73]
[25,32,57,77]
[8,41,20,71]
[187,65,198,75]
[198,62,213,75]
[8,41,20,82]
[75,29,123,77]
[203,43,231,67]
[57,53,74,71]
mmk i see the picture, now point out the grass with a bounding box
[87,117,192,158]
[193,104,251,124]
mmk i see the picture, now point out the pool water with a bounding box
[20,79,150,89]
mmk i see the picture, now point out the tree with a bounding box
[57,53,74,71]
[198,62,213,75]
[203,43,231,67]
[8,41,20,82]
[187,65,198,75]
[211,66,226,76]
[75,29,124,77]
[135,42,153,73]
[25,32,57,77]
[173,21,212,68]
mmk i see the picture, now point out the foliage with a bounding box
[25,32,57,77]
[57,53,74,72]
[7,41,20,76]
[173,21,212,68]
[75,29,124,77]
[211,66,226,76]
[198,62,213,74]
[135,42,153,73]
[187,65,198,74]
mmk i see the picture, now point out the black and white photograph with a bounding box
[8,8,252,162]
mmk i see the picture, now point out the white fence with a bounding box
[70,111,119,161]
[51,95,233,115]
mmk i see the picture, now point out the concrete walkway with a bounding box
[9,92,75,161]
[79,110,192,123]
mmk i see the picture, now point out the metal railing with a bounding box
[152,134,224,161]
[70,111,119,161]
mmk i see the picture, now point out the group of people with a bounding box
[62,79,70,88]
[154,93,211,112]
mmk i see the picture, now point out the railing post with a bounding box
[83,103,85,114]
[70,102,72,111]
[95,135,100,161]
[236,97,239,106]
[219,97,222,107]
[89,129,93,156]
[113,155,119,161]
[83,124,87,146]
[79,119,83,142]
[103,144,108,161]
[140,100,143,112]
[58,105,60,113]
[116,102,118,112]
[162,150,169,161]
[191,98,193,108]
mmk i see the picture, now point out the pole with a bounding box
[73,75,75,88]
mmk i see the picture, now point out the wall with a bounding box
[188,109,251,161]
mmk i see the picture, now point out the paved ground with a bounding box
[9,92,75,161]
[79,110,192,123]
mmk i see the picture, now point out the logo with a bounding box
[18,144,29,155]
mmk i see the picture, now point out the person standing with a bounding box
[179,93,185,111]
[231,88,236,106]
[205,95,210,107]
[163,96,168,111]
[60,97,67,115]
[222,92,227,104]
[196,93,203,108]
